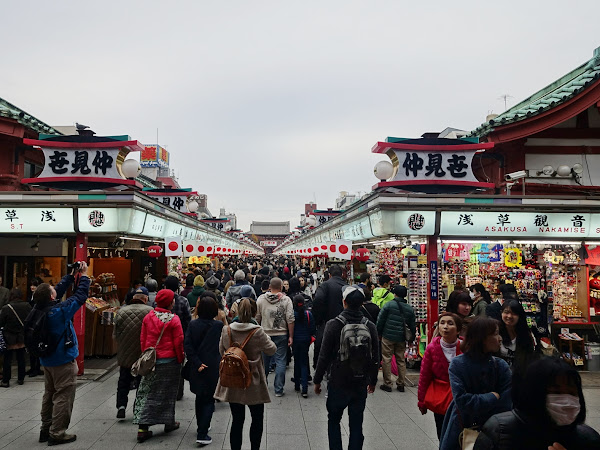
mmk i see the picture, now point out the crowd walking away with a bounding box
[13,256,600,449]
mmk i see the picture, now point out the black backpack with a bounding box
[23,304,62,358]
[335,315,372,380]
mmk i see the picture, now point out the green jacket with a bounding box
[376,297,416,343]
[187,286,205,308]
[371,287,394,308]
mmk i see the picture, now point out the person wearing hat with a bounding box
[187,275,206,309]
[313,285,379,450]
[376,285,416,393]
[225,270,256,310]
[133,289,184,443]
[113,287,153,419]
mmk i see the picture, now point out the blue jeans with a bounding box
[263,335,287,395]
[292,341,309,393]
[326,384,367,450]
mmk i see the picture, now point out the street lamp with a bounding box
[121,159,141,179]
[374,161,394,182]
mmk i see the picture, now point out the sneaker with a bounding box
[301,392,308,398]
[196,434,213,445]
[137,430,153,443]
[380,385,392,393]
[47,433,77,446]
[275,392,284,397]
[39,430,50,443]
[116,407,125,419]
[397,385,405,392]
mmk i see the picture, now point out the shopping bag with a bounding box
[459,427,480,450]
[391,355,398,376]
[423,378,452,415]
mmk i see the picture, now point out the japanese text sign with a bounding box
[389,150,479,183]
[1,208,73,233]
[38,147,122,179]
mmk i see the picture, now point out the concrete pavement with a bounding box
[1,365,600,450]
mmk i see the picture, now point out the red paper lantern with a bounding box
[355,248,370,262]
[147,245,163,258]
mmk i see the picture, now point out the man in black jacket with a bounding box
[311,264,347,368]
[313,286,379,450]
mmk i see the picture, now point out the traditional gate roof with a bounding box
[469,47,600,138]
[0,96,62,136]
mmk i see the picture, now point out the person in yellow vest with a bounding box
[371,275,395,308]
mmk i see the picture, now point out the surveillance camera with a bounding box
[505,170,528,181]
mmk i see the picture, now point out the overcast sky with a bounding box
[3,1,599,231]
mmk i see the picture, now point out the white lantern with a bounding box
[121,159,141,179]
[187,200,199,213]
[374,161,394,181]
[556,165,571,177]
[306,215,317,227]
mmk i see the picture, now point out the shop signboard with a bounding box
[141,145,169,168]
[38,147,123,179]
[148,194,189,212]
[441,211,591,237]
[1,207,73,233]
[141,214,167,238]
[78,208,146,234]
[430,260,439,301]
[261,241,278,247]
[381,211,436,236]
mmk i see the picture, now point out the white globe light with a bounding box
[187,200,199,213]
[121,159,141,179]
[306,215,317,227]
[556,165,571,177]
[374,160,394,181]
[572,163,584,175]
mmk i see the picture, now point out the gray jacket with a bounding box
[114,303,153,368]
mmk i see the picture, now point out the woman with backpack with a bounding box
[185,294,224,446]
[133,289,185,443]
[292,294,316,397]
[214,298,276,450]
[0,288,31,387]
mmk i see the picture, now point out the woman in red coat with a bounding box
[133,289,185,443]
[417,312,463,439]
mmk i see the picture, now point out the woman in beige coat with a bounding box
[214,298,276,450]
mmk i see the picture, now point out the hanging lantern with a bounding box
[148,245,163,258]
[355,248,370,262]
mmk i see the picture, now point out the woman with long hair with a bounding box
[292,294,315,397]
[214,298,276,450]
[470,283,492,317]
[134,289,185,443]
[417,312,463,439]
[476,357,600,449]
[439,317,512,450]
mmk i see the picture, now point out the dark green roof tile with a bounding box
[0,96,62,136]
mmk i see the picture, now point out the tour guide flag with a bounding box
[165,236,182,257]
[335,240,353,260]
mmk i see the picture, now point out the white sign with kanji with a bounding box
[389,149,479,183]
[38,148,122,179]
[1,207,74,233]
[148,194,188,212]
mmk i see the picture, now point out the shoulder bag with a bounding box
[394,299,414,342]
[131,320,169,377]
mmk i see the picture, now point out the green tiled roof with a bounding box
[0,97,62,136]
[469,47,600,138]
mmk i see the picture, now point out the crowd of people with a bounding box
[1,257,600,449]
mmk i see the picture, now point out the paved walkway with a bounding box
[1,365,600,449]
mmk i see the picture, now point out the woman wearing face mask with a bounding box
[469,283,492,317]
[474,357,600,449]
[439,317,512,450]
[417,313,463,439]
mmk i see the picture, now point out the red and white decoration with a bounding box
[355,248,371,262]
[165,236,183,257]
[147,245,163,258]
[334,239,353,260]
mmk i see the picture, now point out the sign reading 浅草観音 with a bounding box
[1,208,73,233]
[441,211,600,238]
[38,147,122,179]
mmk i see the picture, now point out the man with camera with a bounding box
[33,261,90,446]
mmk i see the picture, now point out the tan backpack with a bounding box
[219,327,259,389]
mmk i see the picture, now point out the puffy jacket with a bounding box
[376,297,416,343]
[293,310,316,344]
[114,303,153,368]
[474,410,600,450]
[40,275,90,367]
[417,336,462,409]
[312,276,347,326]
[0,300,32,346]
[187,285,206,308]
[371,287,394,308]
[140,308,184,363]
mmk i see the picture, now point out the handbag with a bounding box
[306,311,316,345]
[131,320,169,377]
[459,427,480,450]
[423,378,453,415]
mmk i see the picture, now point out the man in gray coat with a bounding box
[114,287,152,419]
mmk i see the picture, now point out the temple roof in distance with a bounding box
[0,96,63,136]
